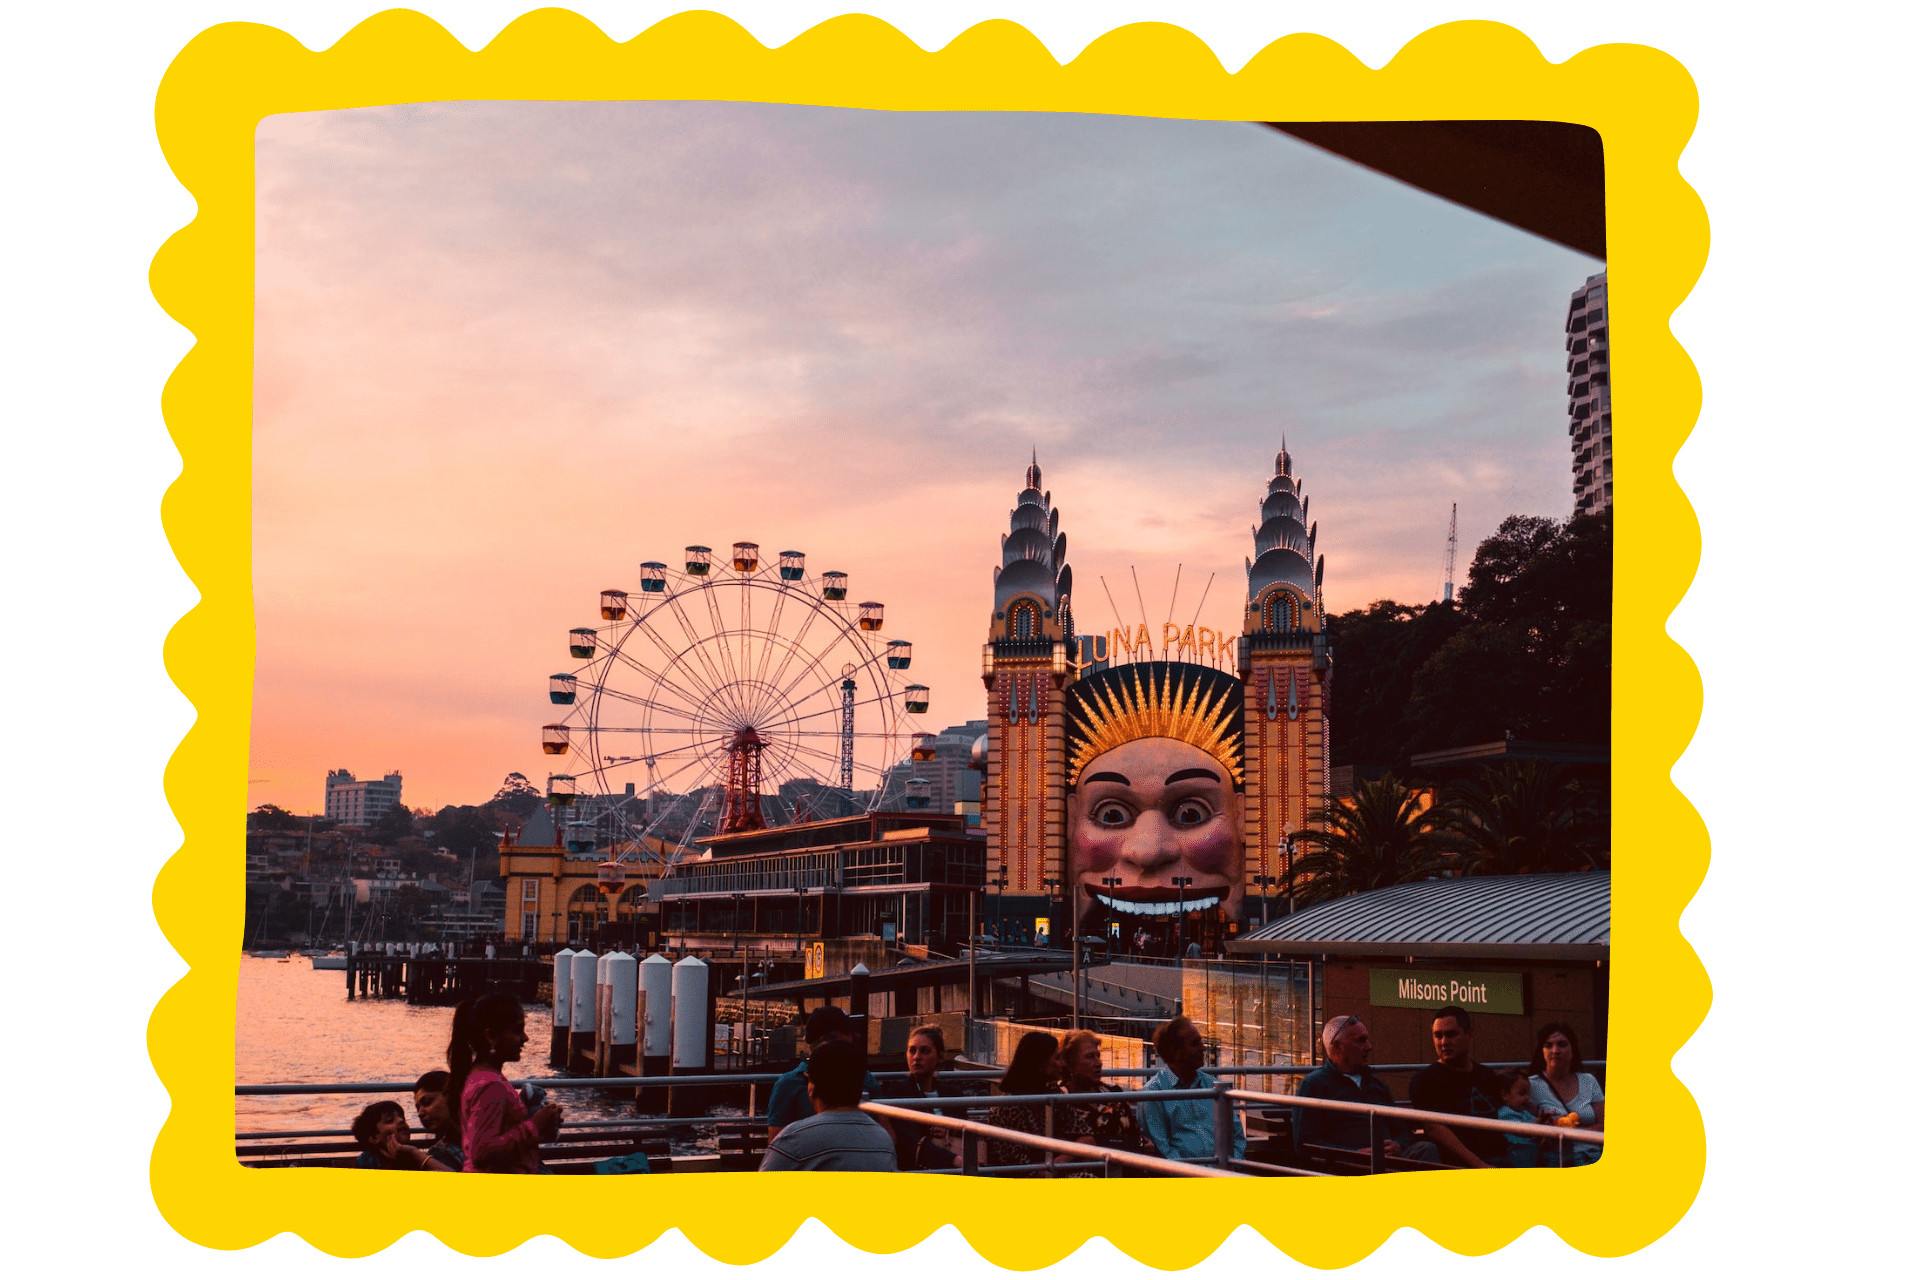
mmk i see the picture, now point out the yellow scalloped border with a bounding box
[150,7,1708,1266]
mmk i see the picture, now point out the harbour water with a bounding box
[235,956,723,1135]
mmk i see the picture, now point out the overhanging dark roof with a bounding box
[1264,121,1606,259]
[1229,872,1610,962]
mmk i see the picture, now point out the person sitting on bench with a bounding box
[1294,1016,1440,1168]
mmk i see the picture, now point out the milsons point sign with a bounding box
[1368,968,1527,1016]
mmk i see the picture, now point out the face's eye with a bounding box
[1169,798,1213,828]
[1090,801,1132,828]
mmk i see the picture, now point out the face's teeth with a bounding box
[1094,893,1222,916]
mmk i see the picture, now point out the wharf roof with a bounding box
[1229,871,1610,962]
[699,811,974,859]
[746,949,1073,1000]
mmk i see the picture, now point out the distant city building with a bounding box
[930,720,989,818]
[1566,269,1612,514]
[879,720,990,820]
[324,768,403,826]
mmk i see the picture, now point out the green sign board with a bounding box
[1369,968,1526,1016]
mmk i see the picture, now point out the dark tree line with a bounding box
[1329,509,1611,772]
[1287,763,1608,907]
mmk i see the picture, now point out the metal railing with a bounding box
[235,1069,1004,1097]
[237,1064,1605,1174]
[1231,1086,1604,1173]
[857,1099,1249,1178]
[235,1062,1584,1096]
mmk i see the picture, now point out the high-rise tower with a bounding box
[1567,270,1612,514]
[1237,441,1331,908]
[981,455,1075,924]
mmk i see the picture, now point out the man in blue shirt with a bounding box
[766,1005,882,1138]
[1139,1015,1244,1164]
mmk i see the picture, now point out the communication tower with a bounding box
[1443,502,1459,604]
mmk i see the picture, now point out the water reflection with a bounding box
[235,956,683,1134]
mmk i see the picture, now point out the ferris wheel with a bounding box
[540,542,930,854]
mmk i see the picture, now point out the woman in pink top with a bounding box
[447,992,564,1174]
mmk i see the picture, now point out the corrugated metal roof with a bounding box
[1229,872,1609,961]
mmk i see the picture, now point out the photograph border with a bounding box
[149,8,1709,1264]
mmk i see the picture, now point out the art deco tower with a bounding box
[1238,441,1331,910]
[981,454,1076,911]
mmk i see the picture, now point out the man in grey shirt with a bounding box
[759,1038,898,1172]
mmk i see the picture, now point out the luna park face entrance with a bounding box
[1084,904,1228,959]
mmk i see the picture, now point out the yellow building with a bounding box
[498,807,672,948]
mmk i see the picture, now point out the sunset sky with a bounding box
[250,101,1601,814]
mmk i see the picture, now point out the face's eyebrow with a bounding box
[1164,768,1221,785]
[1084,771,1131,786]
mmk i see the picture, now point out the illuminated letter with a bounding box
[1163,623,1182,654]
[1109,628,1129,661]
[1198,627,1215,660]
[1134,623,1151,656]
[1179,625,1195,657]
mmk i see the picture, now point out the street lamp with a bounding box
[1172,876,1194,957]
[1100,876,1123,952]
[1042,877,1060,950]
[731,892,747,1058]
[1253,875,1279,926]
[1281,837,1296,914]
[991,867,1009,944]
[751,967,767,1063]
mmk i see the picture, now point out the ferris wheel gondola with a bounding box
[541,546,931,859]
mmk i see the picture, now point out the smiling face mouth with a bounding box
[1085,884,1228,916]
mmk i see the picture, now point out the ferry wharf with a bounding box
[344,950,546,1005]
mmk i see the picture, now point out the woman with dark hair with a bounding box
[448,992,564,1174]
[985,1031,1061,1173]
[411,1070,464,1171]
[879,1024,965,1170]
[1526,1021,1604,1166]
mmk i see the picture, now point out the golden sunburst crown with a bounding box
[1066,663,1244,789]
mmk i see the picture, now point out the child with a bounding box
[1495,1068,1541,1168]
[351,1099,456,1170]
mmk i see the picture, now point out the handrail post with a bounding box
[1045,1097,1057,1178]
[963,1130,978,1177]
[1214,1082,1232,1169]
[1368,1108,1386,1175]
[1557,1130,1567,1169]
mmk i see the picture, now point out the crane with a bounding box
[1442,502,1459,603]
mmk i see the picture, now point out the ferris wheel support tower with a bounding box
[540,542,931,857]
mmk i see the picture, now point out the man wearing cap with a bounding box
[1294,1016,1439,1166]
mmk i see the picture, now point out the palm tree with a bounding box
[1286,773,1451,907]
[1437,761,1607,877]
